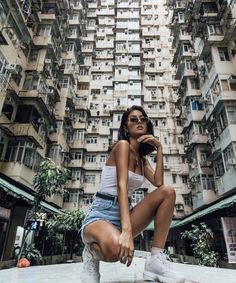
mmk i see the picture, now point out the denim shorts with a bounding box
[80,195,132,243]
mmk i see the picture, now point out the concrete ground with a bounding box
[0,252,236,283]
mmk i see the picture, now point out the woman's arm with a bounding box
[138,135,164,187]
[113,140,134,266]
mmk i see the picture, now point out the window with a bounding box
[183,195,192,206]
[39,25,51,36]
[191,100,203,111]
[178,137,184,144]
[82,194,93,205]
[147,74,156,81]
[190,79,199,89]
[74,130,84,140]
[64,191,79,203]
[65,43,74,52]
[60,77,70,88]
[29,49,39,61]
[48,145,60,159]
[132,190,145,203]
[62,59,72,69]
[227,106,236,124]
[85,154,96,162]
[172,174,177,184]
[72,151,83,160]
[84,174,96,184]
[182,176,188,184]
[86,136,97,144]
[218,47,230,61]
[79,68,89,75]
[78,83,89,90]
[100,155,107,163]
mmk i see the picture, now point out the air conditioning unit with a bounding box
[190,164,197,169]
[45,59,52,64]
[38,117,45,123]
[199,96,207,103]
[229,75,236,83]
[6,64,19,74]
[227,158,236,166]
[164,164,170,170]
[5,96,13,104]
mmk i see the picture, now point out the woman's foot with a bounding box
[81,244,100,283]
[143,250,185,283]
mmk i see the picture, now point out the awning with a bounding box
[146,220,180,231]
[171,194,236,229]
[207,149,221,161]
[0,177,62,214]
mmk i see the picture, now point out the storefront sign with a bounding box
[221,217,236,263]
[0,206,11,220]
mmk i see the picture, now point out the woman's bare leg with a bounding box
[82,185,175,261]
[83,220,121,262]
[130,185,176,248]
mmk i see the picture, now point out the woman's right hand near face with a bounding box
[118,230,134,267]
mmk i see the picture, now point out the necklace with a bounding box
[130,145,140,167]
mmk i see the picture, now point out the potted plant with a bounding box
[181,222,219,267]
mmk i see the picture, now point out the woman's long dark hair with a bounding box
[117,105,155,157]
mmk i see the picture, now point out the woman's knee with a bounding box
[158,185,176,200]
[101,237,120,262]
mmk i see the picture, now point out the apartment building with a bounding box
[0,0,86,261]
[0,0,193,260]
[65,0,191,222]
[167,0,236,258]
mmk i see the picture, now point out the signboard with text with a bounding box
[221,217,236,263]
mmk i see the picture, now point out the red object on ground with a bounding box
[17,258,30,268]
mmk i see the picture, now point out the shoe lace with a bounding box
[87,257,99,274]
[83,245,100,275]
[159,250,171,269]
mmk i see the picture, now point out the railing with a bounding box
[0,74,9,91]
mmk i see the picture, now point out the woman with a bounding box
[80,105,184,283]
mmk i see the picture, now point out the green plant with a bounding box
[46,209,85,258]
[181,222,219,267]
[18,158,70,261]
[21,244,43,265]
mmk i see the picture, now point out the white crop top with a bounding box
[98,165,145,197]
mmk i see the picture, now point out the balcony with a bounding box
[65,180,81,189]
[37,12,56,21]
[0,74,9,91]
[63,202,80,211]
[69,140,85,149]
[0,123,46,148]
[0,161,35,189]
[67,159,83,168]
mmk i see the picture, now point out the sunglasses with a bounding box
[129,116,149,124]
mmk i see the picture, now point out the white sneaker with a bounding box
[143,251,185,283]
[81,244,100,283]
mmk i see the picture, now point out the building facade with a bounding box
[0,0,86,261]
[167,0,236,261]
[65,0,190,219]
[0,0,194,261]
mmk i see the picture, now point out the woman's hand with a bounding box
[137,135,162,149]
[118,230,134,267]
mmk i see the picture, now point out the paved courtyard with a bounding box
[0,252,236,283]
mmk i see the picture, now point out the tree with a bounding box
[45,209,85,259]
[181,222,219,267]
[18,158,69,262]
